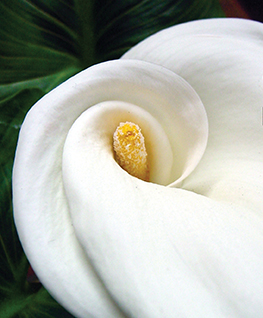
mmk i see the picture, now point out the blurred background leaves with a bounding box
[0,0,255,316]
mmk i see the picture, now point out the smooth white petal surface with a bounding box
[123,18,263,213]
[63,102,263,317]
[13,60,207,317]
[113,18,263,316]
[62,18,263,317]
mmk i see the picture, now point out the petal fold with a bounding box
[123,18,263,213]
[13,59,207,317]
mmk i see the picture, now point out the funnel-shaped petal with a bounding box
[13,59,207,317]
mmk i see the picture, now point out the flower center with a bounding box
[113,122,149,181]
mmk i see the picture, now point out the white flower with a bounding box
[13,18,263,318]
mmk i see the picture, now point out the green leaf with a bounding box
[93,0,225,61]
[0,0,225,317]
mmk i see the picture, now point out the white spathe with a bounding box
[13,59,207,318]
[123,18,263,214]
[13,18,263,318]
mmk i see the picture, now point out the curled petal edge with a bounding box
[12,59,207,317]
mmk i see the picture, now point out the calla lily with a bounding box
[13,17,263,318]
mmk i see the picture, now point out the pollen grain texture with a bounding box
[113,122,149,181]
